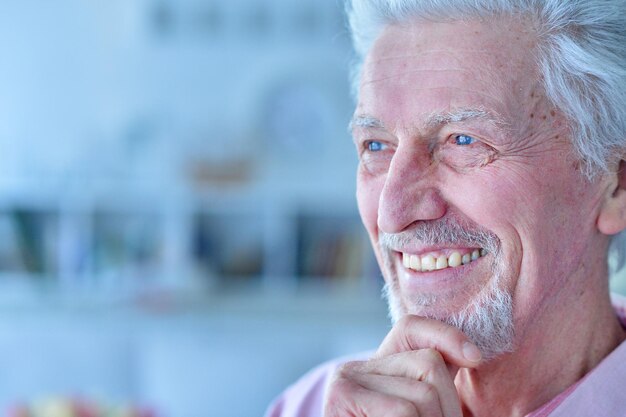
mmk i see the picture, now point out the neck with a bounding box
[455,288,626,417]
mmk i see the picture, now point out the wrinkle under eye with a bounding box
[435,133,498,172]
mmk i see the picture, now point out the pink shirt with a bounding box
[266,294,626,417]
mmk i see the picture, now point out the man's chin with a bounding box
[383,283,473,322]
[382,282,516,360]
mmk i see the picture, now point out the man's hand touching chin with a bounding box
[323,316,482,417]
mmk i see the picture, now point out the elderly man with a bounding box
[267,0,626,416]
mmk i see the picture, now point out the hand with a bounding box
[323,315,483,417]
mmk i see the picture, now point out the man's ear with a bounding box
[598,159,626,235]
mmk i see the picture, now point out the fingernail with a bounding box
[463,342,482,362]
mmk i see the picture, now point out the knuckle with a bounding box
[420,347,444,364]
[336,363,352,378]
[411,348,445,382]
[336,361,363,378]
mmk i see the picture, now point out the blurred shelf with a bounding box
[0,0,372,307]
[0,273,387,316]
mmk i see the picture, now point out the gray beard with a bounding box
[379,217,515,360]
[382,279,514,360]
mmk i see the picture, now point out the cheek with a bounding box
[450,166,597,266]
[356,171,383,238]
[357,171,392,283]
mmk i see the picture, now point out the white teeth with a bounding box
[402,248,487,272]
[410,255,421,270]
[436,256,447,270]
[421,255,436,271]
[448,252,462,268]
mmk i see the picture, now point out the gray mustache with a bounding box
[379,217,501,256]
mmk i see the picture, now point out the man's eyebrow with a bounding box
[349,109,506,133]
[425,108,506,128]
[349,115,385,132]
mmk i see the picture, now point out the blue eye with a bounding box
[454,134,476,146]
[367,141,386,151]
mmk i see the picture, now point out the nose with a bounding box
[377,144,447,233]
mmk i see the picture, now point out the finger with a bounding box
[349,373,446,417]
[325,375,420,417]
[348,350,462,417]
[375,315,482,368]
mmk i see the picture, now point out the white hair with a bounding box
[347,0,626,275]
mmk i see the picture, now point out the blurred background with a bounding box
[0,1,624,416]
[0,1,389,416]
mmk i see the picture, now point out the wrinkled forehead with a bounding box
[358,17,542,128]
[364,15,539,78]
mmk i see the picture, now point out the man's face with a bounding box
[353,19,611,352]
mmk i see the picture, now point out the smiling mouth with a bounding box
[401,248,487,272]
